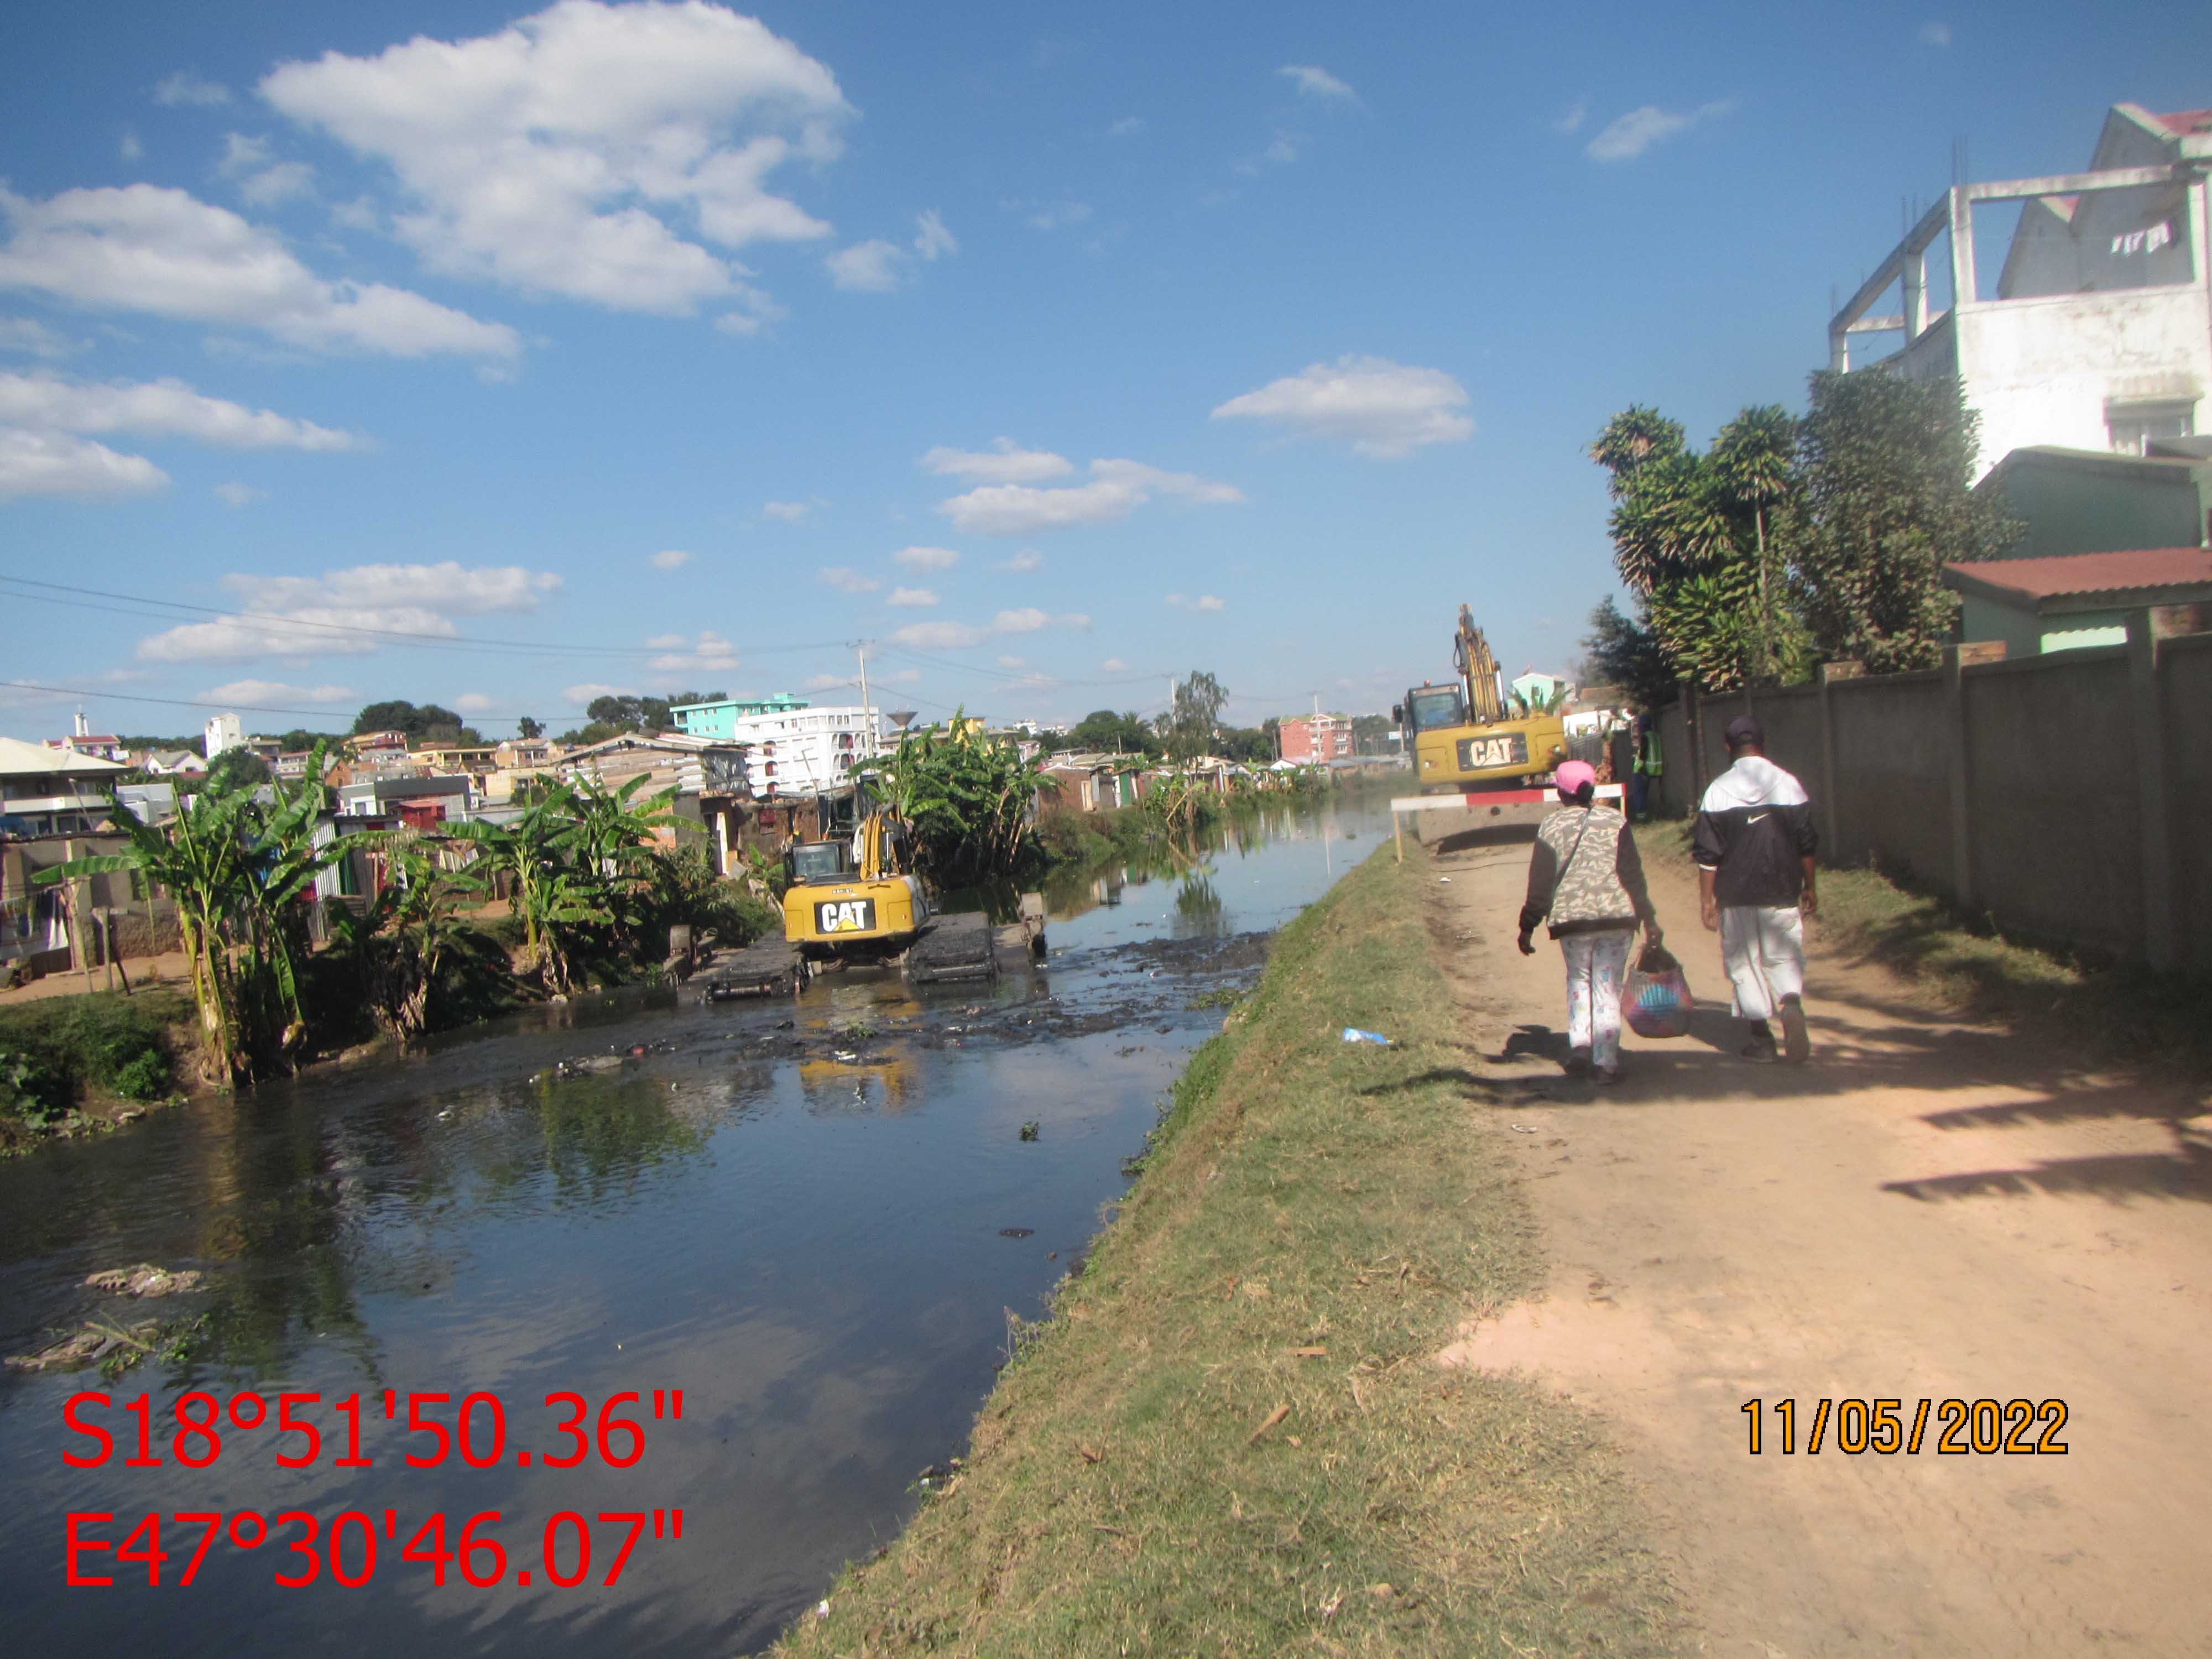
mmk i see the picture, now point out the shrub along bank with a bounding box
[0,988,190,1148]
[775,846,1677,1658]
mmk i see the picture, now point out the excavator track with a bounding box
[903,913,999,985]
[697,937,808,1000]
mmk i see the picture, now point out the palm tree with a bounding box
[1710,404,1801,681]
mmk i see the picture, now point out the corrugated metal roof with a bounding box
[0,735,131,776]
[1945,547,2212,602]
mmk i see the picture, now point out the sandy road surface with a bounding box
[1415,807,2212,1658]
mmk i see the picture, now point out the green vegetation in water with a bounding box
[775,846,1678,1659]
[1639,822,2212,1076]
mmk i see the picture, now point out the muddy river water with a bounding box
[0,797,1394,1656]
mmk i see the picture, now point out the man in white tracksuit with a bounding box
[1693,714,1819,1063]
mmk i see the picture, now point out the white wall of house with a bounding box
[1832,103,2211,478]
[729,705,877,796]
[204,712,243,759]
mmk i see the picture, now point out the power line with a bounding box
[0,576,850,660]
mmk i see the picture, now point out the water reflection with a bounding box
[0,793,1396,1658]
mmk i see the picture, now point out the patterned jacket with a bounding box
[1518,805,1655,939]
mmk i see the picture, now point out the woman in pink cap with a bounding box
[1516,759,1661,1083]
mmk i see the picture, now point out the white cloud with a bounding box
[921,439,1073,485]
[1552,95,1590,134]
[1165,593,1224,612]
[997,549,1042,572]
[803,671,852,691]
[893,545,960,572]
[0,427,168,500]
[0,316,81,359]
[564,681,636,704]
[200,679,354,706]
[137,561,562,663]
[1585,101,1735,163]
[156,71,231,107]
[1211,354,1474,458]
[891,620,987,649]
[120,131,144,162]
[997,655,1026,669]
[650,548,693,570]
[213,482,268,507]
[826,238,904,292]
[649,630,738,675]
[0,371,364,450]
[818,565,880,593]
[891,609,1087,650]
[1024,202,1092,232]
[914,210,957,260]
[1279,65,1356,101]
[886,586,938,607]
[1100,658,1129,671]
[1107,116,1144,138]
[241,162,316,208]
[260,1,851,318]
[1919,21,1952,46]
[761,499,809,521]
[453,692,495,713]
[0,184,520,359]
[330,196,380,232]
[993,607,1089,633]
[937,457,1243,536]
[828,210,958,292]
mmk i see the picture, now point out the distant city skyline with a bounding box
[5,0,2206,739]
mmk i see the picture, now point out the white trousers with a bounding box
[1561,928,1634,1066]
[1720,905,1804,1021]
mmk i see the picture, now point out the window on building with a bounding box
[2107,400,2196,456]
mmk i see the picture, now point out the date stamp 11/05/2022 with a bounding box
[1743,1398,2069,1457]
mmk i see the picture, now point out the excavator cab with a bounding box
[1404,604,1570,794]
[781,812,929,959]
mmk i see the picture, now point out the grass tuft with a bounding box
[774,846,1679,1658]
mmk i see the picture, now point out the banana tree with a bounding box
[353,833,484,1041]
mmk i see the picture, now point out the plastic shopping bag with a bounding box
[1620,941,1693,1039]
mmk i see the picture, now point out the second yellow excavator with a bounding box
[1394,605,1568,794]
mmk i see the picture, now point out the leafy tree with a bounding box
[582,691,726,735]
[517,716,545,740]
[1580,597,1678,711]
[1069,709,1160,757]
[879,710,1047,883]
[1348,713,1392,755]
[37,742,345,1082]
[1592,403,1811,691]
[1162,670,1228,760]
[1214,726,1275,764]
[204,747,272,795]
[1794,370,2015,674]
[354,835,485,1041]
[352,700,465,740]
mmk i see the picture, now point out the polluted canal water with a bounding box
[0,796,1393,1656]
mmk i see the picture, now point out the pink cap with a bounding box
[1554,760,1597,799]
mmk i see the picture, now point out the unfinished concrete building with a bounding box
[1828,103,2212,473]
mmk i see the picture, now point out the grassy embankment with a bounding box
[776,845,1678,1658]
[0,988,191,1151]
[1638,822,2212,1076]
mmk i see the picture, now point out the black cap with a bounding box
[1724,713,1764,748]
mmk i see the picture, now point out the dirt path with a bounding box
[1415,807,2212,1658]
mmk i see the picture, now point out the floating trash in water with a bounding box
[998,1227,1035,1238]
[1019,1121,1040,1141]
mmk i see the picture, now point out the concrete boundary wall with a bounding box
[1647,622,2212,973]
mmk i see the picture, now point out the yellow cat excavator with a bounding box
[1394,605,1568,794]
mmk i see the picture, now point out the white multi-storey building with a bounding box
[727,705,880,797]
[1828,102,2212,474]
[204,711,243,760]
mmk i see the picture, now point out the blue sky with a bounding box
[4,0,2207,742]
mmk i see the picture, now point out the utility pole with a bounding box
[855,640,874,759]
